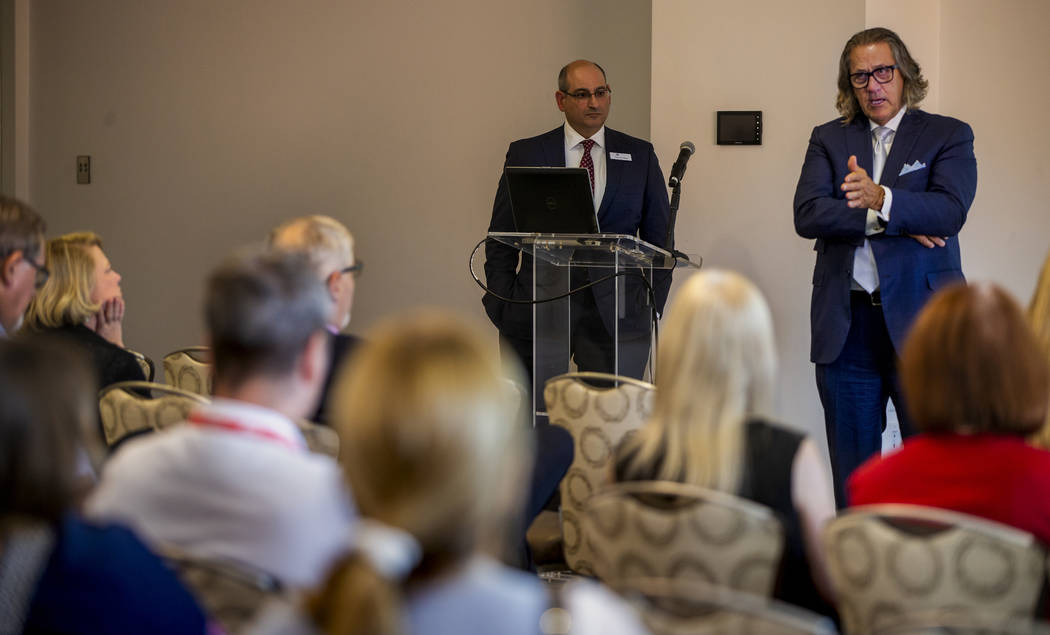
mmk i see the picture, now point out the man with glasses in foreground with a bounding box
[793,28,977,505]
[270,214,363,425]
[0,196,47,337]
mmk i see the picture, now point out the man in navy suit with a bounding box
[794,28,977,504]
[484,61,671,566]
[483,59,671,382]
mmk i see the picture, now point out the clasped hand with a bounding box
[841,155,946,249]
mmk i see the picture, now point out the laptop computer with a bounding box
[505,167,600,234]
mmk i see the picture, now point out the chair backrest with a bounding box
[295,418,340,458]
[162,346,213,396]
[824,504,1048,635]
[126,348,155,382]
[98,381,209,447]
[623,576,836,635]
[583,481,784,597]
[164,550,284,633]
[544,371,655,574]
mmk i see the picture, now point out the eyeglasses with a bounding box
[24,256,49,289]
[849,65,898,88]
[561,86,612,101]
[340,261,364,279]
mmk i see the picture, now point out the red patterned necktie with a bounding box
[579,139,595,194]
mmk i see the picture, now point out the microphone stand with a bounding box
[665,183,691,266]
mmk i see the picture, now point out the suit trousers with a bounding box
[815,290,915,507]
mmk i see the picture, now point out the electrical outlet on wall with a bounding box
[76,155,91,184]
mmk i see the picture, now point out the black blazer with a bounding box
[33,323,144,391]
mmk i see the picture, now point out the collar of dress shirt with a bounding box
[188,397,307,451]
[870,106,907,135]
[563,121,606,154]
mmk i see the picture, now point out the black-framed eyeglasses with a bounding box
[849,65,898,88]
[561,86,612,101]
[24,256,49,289]
[340,261,364,279]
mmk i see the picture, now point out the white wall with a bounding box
[27,0,653,364]
[652,0,865,448]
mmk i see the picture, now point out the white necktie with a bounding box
[853,127,892,294]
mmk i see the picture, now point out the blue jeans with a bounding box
[816,291,914,507]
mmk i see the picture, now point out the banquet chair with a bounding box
[162,346,213,396]
[98,381,208,448]
[544,371,655,575]
[824,504,1047,635]
[583,480,784,597]
[621,576,836,635]
[126,348,155,382]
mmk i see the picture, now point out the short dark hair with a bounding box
[0,338,93,526]
[0,196,46,262]
[557,60,607,92]
[835,27,929,123]
[901,282,1050,435]
[205,248,331,388]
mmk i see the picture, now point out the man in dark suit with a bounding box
[483,59,671,383]
[793,28,977,504]
[270,215,363,425]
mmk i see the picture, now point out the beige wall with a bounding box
[27,0,652,363]
[652,0,865,447]
[652,0,1050,452]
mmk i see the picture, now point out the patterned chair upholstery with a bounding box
[162,346,213,396]
[824,504,1047,635]
[624,576,836,635]
[126,348,155,382]
[583,481,784,596]
[544,372,655,574]
[164,550,284,633]
[98,381,209,447]
[296,418,340,458]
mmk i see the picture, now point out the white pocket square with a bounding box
[899,160,927,176]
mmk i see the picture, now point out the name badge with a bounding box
[609,152,632,161]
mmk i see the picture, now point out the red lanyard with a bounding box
[188,411,304,451]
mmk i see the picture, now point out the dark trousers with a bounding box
[816,290,915,508]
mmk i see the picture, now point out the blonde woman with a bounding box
[614,270,836,613]
[254,312,645,635]
[1029,251,1050,450]
[24,232,143,389]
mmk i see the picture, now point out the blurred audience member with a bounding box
[86,249,354,588]
[256,312,646,635]
[269,214,362,424]
[23,232,143,389]
[850,282,1050,543]
[1028,251,1050,450]
[0,338,206,633]
[0,196,46,337]
[614,270,836,612]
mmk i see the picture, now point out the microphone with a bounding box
[667,141,695,188]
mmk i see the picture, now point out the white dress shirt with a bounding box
[564,122,606,212]
[854,106,907,291]
[86,398,355,588]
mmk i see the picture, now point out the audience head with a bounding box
[1029,252,1050,448]
[269,215,357,330]
[0,338,94,529]
[24,232,122,330]
[204,248,331,411]
[902,282,1049,436]
[0,197,47,334]
[836,27,928,124]
[622,270,776,491]
[312,311,529,635]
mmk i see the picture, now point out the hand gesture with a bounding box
[90,296,126,347]
[841,155,885,210]
[908,234,947,248]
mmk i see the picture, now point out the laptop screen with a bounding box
[505,167,600,234]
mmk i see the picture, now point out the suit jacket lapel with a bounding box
[540,127,565,167]
[599,128,622,220]
[847,118,873,177]
[881,110,925,188]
